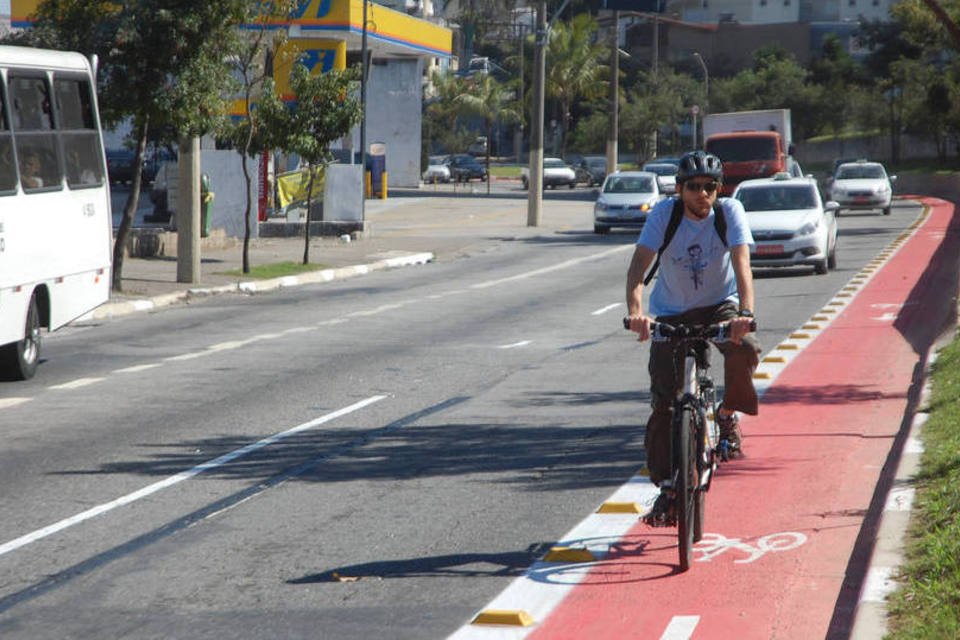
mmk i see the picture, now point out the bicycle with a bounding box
[623,318,756,572]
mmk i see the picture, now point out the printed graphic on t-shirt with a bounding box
[685,243,707,289]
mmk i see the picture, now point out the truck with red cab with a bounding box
[704,109,795,196]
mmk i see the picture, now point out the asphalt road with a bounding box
[0,197,920,639]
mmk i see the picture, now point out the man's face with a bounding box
[681,177,720,218]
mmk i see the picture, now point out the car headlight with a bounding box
[876,184,890,194]
[797,219,820,236]
[595,200,608,213]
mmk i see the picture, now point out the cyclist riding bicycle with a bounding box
[625,150,761,525]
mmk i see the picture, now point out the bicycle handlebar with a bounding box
[622,318,758,340]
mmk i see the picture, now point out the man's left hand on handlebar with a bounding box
[626,315,653,342]
[727,315,754,344]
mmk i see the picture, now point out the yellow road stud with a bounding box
[472,610,535,627]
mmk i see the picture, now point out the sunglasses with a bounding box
[684,180,720,194]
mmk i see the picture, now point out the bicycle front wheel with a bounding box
[676,405,698,572]
[693,408,707,543]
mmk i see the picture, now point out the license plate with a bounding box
[854,196,870,203]
[756,244,784,256]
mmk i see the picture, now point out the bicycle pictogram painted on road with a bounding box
[695,531,807,564]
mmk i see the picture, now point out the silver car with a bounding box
[829,160,896,215]
[593,171,662,234]
[734,173,839,275]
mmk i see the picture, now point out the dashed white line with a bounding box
[48,377,105,390]
[113,363,162,374]
[660,616,700,640]
[0,397,31,409]
[498,341,532,349]
[0,395,386,559]
[591,303,622,316]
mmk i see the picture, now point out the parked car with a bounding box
[642,161,678,195]
[447,153,488,182]
[423,155,451,183]
[593,170,662,234]
[572,155,607,186]
[105,148,137,184]
[829,159,896,215]
[522,157,576,190]
[733,173,839,275]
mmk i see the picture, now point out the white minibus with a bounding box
[0,45,111,380]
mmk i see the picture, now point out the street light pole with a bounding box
[360,0,369,219]
[693,51,708,147]
[606,11,619,175]
[527,0,546,227]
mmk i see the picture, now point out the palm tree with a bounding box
[545,13,608,158]
[455,73,521,194]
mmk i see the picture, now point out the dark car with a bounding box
[573,155,607,186]
[447,154,488,182]
[105,148,137,184]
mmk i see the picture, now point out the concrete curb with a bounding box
[848,353,933,639]
[89,251,434,320]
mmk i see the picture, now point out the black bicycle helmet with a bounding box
[677,150,723,182]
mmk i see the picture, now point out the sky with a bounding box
[1,2,9,17]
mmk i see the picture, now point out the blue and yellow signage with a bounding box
[273,39,347,101]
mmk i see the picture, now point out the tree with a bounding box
[24,0,248,291]
[220,1,297,274]
[423,70,476,157]
[544,13,608,157]
[256,63,362,265]
[454,74,521,193]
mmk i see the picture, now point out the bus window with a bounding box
[9,74,62,191]
[0,88,14,193]
[56,76,104,188]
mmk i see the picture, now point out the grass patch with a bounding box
[220,261,331,279]
[886,335,960,639]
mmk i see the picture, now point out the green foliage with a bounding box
[887,334,960,639]
[256,64,362,167]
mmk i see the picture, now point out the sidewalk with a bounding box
[98,188,595,319]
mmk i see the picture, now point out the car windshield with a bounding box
[737,185,817,211]
[604,176,655,193]
[707,137,778,162]
[836,165,885,180]
[544,159,567,168]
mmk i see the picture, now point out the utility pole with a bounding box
[606,11,619,175]
[526,0,546,227]
[176,135,201,283]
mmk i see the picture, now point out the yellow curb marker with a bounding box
[776,343,799,350]
[472,610,535,627]
[543,547,597,563]
[597,501,642,514]
[763,356,787,363]
[789,332,811,339]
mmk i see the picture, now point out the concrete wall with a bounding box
[354,58,424,188]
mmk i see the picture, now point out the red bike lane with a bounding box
[529,197,960,640]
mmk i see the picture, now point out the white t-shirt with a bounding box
[637,197,753,317]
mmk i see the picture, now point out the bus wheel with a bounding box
[0,294,41,380]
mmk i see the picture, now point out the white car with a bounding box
[593,171,662,234]
[642,162,678,195]
[733,173,839,275]
[522,157,576,190]
[829,160,896,215]
[422,155,451,183]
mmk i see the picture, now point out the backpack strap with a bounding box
[643,198,684,285]
[643,199,728,286]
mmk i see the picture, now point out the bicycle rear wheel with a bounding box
[676,405,697,572]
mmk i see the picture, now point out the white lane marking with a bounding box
[48,377,105,390]
[0,397,31,409]
[114,363,162,374]
[498,341,532,350]
[470,246,632,290]
[660,616,700,640]
[591,303,622,316]
[0,395,386,559]
[447,474,659,639]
